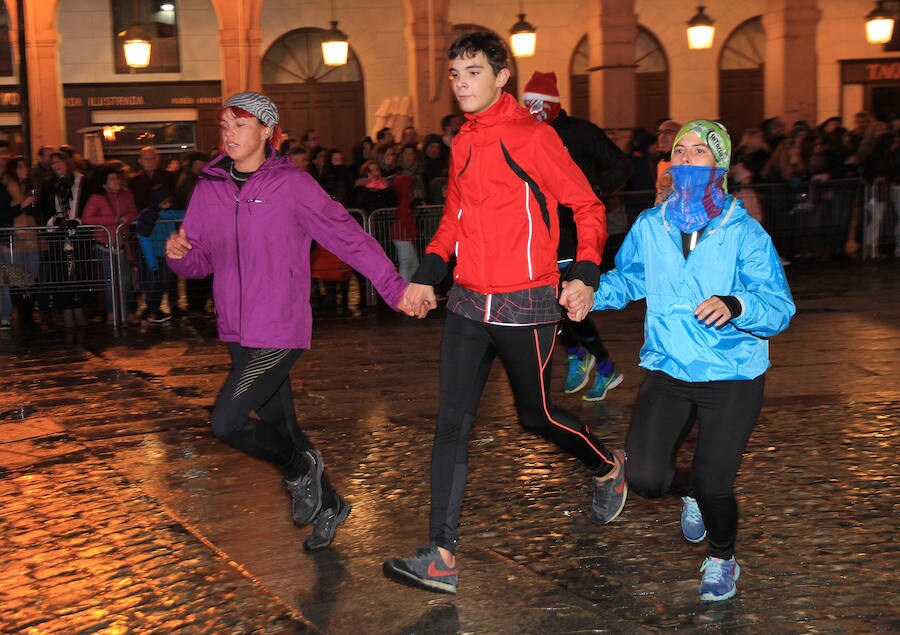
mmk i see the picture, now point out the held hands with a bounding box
[400,282,436,319]
[695,296,732,327]
[165,228,192,260]
[559,279,594,322]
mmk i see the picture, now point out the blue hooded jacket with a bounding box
[592,196,795,382]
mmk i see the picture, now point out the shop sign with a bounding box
[841,58,900,84]
[63,81,221,110]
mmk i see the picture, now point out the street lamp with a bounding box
[510,11,537,58]
[866,1,896,44]
[321,21,349,66]
[119,0,151,69]
[686,5,715,50]
[322,0,349,67]
[121,23,152,69]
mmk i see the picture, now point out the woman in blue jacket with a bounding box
[589,120,795,601]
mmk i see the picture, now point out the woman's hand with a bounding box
[695,296,732,327]
[165,228,192,260]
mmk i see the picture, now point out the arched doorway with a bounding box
[719,17,765,142]
[447,24,519,117]
[262,28,365,156]
[569,28,669,131]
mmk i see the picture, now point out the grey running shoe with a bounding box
[304,495,351,552]
[591,450,627,524]
[383,544,459,594]
[284,449,324,525]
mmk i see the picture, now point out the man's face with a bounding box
[304,131,322,150]
[524,97,559,123]
[656,122,680,154]
[449,52,509,115]
[290,151,310,172]
[138,149,159,174]
[50,155,68,178]
[402,127,417,145]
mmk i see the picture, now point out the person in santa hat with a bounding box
[523,71,632,402]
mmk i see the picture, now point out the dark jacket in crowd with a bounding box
[549,109,632,262]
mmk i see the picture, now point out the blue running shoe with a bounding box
[583,370,623,401]
[564,352,595,394]
[681,496,707,543]
[699,556,741,601]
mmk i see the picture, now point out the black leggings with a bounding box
[211,343,336,506]
[429,311,617,554]
[624,370,764,559]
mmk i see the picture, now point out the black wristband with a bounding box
[716,295,743,319]
[565,260,601,291]
[411,252,448,286]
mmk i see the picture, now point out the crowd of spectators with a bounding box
[2,109,896,334]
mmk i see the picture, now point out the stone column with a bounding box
[764,0,821,124]
[212,0,263,99]
[13,2,65,153]
[403,0,452,136]
[587,0,638,129]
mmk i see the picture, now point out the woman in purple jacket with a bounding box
[166,92,414,551]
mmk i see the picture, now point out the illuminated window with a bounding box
[0,4,12,77]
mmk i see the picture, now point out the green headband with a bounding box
[673,120,731,169]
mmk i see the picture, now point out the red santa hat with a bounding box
[523,71,561,104]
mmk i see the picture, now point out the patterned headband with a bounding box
[223,92,279,128]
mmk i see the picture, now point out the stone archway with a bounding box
[719,17,765,142]
[262,28,366,156]
[569,27,668,131]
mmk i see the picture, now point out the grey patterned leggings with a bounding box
[210,343,336,505]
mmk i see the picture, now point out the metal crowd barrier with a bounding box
[113,217,184,327]
[3,178,892,329]
[1,224,117,324]
[602,179,896,261]
[365,205,444,306]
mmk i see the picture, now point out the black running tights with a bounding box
[211,343,336,505]
[624,370,764,559]
[429,311,617,554]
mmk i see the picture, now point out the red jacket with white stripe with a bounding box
[423,92,607,294]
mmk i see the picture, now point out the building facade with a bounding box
[1,0,897,159]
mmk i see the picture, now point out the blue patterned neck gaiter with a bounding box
[666,165,728,233]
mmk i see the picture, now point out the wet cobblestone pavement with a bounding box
[0,261,897,633]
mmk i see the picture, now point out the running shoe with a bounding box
[383,544,459,594]
[591,450,627,524]
[564,352,595,393]
[145,311,171,323]
[583,370,624,401]
[681,496,707,543]
[699,556,741,601]
[284,449,324,525]
[304,495,351,552]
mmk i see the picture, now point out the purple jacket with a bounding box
[167,152,406,349]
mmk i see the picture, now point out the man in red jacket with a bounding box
[383,31,626,595]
